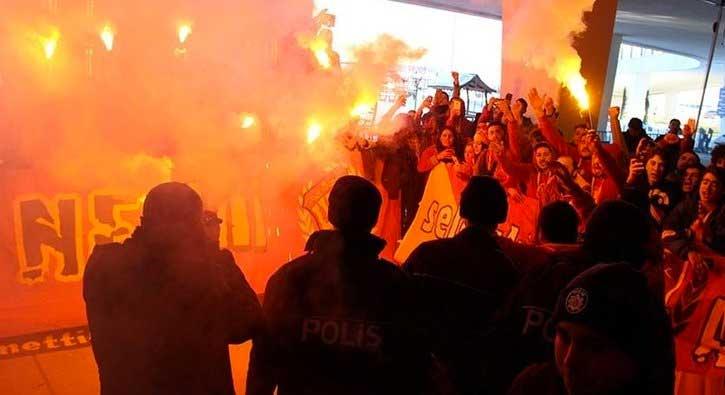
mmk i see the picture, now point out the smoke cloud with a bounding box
[501,0,595,107]
[0,0,425,203]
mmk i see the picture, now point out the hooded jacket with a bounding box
[84,225,263,395]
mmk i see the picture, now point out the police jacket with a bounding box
[402,225,521,395]
[246,230,429,395]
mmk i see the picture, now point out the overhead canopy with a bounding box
[428,73,497,94]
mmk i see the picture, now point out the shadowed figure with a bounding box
[403,176,521,395]
[246,175,430,395]
[84,182,263,395]
[508,263,674,395]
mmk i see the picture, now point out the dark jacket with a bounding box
[246,230,429,395]
[83,227,263,395]
[491,247,588,393]
[402,225,521,395]
[507,363,564,395]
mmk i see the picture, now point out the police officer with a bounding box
[403,176,521,395]
[84,182,263,395]
[508,263,674,395]
[246,176,429,395]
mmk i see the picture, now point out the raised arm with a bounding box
[681,120,695,153]
[608,106,629,158]
[591,133,626,189]
[452,71,461,99]
[415,96,432,123]
[379,94,406,128]
[528,88,573,158]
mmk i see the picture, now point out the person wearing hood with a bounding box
[246,176,429,395]
[508,263,674,395]
[84,182,263,395]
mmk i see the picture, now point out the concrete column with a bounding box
[501,0,619,138]
[597,34,623,131]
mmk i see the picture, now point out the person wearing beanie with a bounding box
[402,176,520,395]
[508,263,674,395]
[492,200,662,393]
[84,182,263,395]
[247,175,430,395]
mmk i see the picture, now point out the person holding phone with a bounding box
[418,127,469,196]
[447,97,475,140]
[624,143,682,226]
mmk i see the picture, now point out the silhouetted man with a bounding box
[84,182,263,395]
[403,176,520,395]
[246,176,428,395]
[622,117,651,154]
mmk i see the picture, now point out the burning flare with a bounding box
[100,25,114,51]
[43,32,59,60]
[306,121,322,144]
[309,38,331,69]
[350,102,373,118]
[566,73,589,110]
[240,114,256,129]
[178,24,192,44]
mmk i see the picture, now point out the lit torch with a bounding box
[567,74,593,128]
[178,24,192,45]
[350,102,373,118]
[310,38,331,70]
[43,32,59,60]
[307,121,322,144]
[100,25,114,52]
[240,113,256,129]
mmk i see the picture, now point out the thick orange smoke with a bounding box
[0,0,424,204]
[502,0,595,109]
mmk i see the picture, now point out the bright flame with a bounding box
[100,25,114,51]
[178,24,192,44]
[307,122,322,144]
[350,102,373,117]
[43,33,59,60]
[565,73,589,110]
[240,114,256,129]
[310,38,331,69]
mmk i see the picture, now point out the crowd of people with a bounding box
[82,73,725,395]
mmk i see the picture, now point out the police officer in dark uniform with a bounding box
[247,176,431,395]
[84,182,263,395]
[403,176,521,395]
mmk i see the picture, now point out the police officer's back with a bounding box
[84,183,263,395]
[246,176,428,395]
[403,176,521,395]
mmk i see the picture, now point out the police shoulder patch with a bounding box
[565,288,589,315]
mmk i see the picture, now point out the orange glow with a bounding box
[309,38,331,69]
[43,32,59,60]
[240,114,256,129]
[100,25,114,51]
[566,73,589,110]
[350,102,373,117]
[178,24,192,44]
[306,122,322,144]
